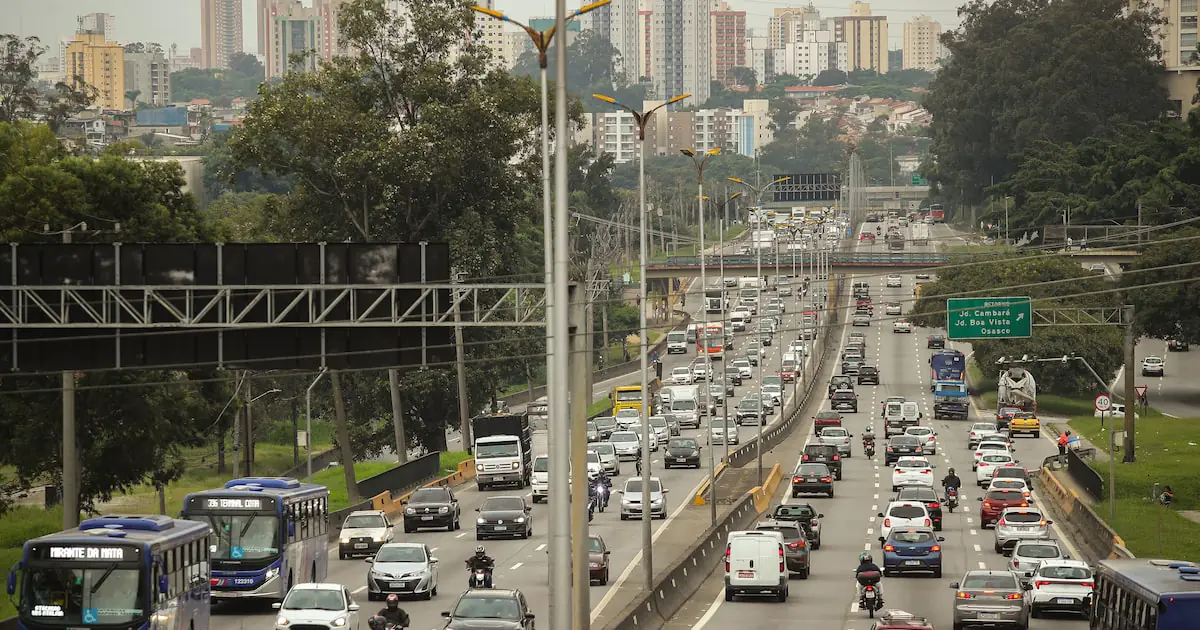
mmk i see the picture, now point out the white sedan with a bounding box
[892,320,912,333]
[904,426,937,454]
[885,275,903,288]
[732,360,754,380]
[975,453,1019,486]
[885,303,902,316]
[973,441,1012,470]
[891,457,935,491]
[670,367,695,385]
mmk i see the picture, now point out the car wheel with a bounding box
[422,588,433,601]
[404,525,414,534]
[813,539,821,550]
[934,568,942,578]
[725,587,734,602]
[799,567,809,579]
[601,568,609,585]
[994,541,1002,553]
[828,489,835,497]
[1030,606,1040,619]
[367,592,378,601]
[339,553,348,560]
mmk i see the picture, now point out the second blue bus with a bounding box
[181,476,329,602]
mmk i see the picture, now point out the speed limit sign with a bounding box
[1094,393,1112,412]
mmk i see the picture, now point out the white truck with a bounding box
[997,368,1038,412]
[751,230,776,252]
[910,222,930,246]
[665,385,701,428]
[666,330,689,354]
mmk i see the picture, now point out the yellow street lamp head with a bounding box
[730,192,743,200]
[469,5,506,20]
[705,148,721,156]
[667,93,691,105]
[592,93,618,105]
[773,176,791,185]
[679,148,697,158]
[727,177,746,185]
[578,0,613,14]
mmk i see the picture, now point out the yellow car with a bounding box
[1009,411,1040,437]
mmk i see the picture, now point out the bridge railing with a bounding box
[654,252,953,267]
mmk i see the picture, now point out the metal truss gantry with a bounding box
[1032,307,1129,327]
[0,283,549,328]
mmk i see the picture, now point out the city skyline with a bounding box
[9,0,963,55]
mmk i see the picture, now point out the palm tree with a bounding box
[125,90,140,110]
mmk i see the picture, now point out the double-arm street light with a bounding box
[702,193,743,472]
[592,92,690,595]
[726,176,791,485]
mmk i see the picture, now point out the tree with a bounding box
[0,35,95,129]
[758,112,848,175]
[923,0,1168,205]
[1124,227,1200,344]
[908,253,1124,395]
[170,53,265,103]
[125,89,141,109]
[728,66,757,87]
[812,69,847,86]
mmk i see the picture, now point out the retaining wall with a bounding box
[1034,467,1134,562]
[327,458,476,541]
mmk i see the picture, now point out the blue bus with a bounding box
[929,350,969,420]
[181,477,329,602]
[6,514,212,630]
[1092,559,1200,629]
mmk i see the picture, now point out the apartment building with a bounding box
[746,36,777,83]
[652,0,711,103]
[693,108,739,153]
[902,15,941,70]
[470,0,510,69]
[833,1,888,73]
[711,3,748,85]
[780,28,847,77]
[640,9,653,80]
[64,32,125,111]
[265,0,323,78]
[1156,0,1200,113]
[598,110,639,163]
[124,51,172,107]
[768,4,822,49]
[201,0,244,69]
[589,98,772,162]
[741,99,773,154]
[78,13,116,40]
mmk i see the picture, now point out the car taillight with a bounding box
[887,447,894,451]
[928,502,940,509]
[793,476,802,484]
[1081,582,1094,588]
[1019,502,1029,507]
[821,476,832,482]
[1039,520,1048,526]
[915,446,923,452]
[802,454,810,461]
[725,544,731,572]
[998,518,1006,526]
[920,469,931,474]
[980,462,990,467]
[788,540,805,550]
[975,452,982,458]
[211,578,219,587]
[924,518,931,526]
[1006,593,1023,600]
[883,518,891,527]
[1034,580,1050,588]
[982,501,992,509]
[832,455,840,461]
[956,591,972,599]
[779,547,785,572]
[883,544,895,551]
[930,545,941,552]
[1014,559,1020,567]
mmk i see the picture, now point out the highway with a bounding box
[210,230,835,630]
[669,223,1092,630]
[1115,338,1200,418]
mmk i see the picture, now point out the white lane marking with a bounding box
[510,562,523,570]
[966,517,973,524]
[352,585,366,594]
[874,482,880,488]
[974,544,981,552]
[871,505,877,511]
[864,543,871,551]
[869,517,876,523]
[873,494,879,499]
[455,533,466,538]
[978,561,988,569]
[850,602,860,613]
[969,529,977,536]
[866,528,873,535]
[536,543,546,551]
[691,587,726,630]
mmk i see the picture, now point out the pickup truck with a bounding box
[770,503,823,549]
[812,410,843,435]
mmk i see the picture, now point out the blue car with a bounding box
[881,527,944,577]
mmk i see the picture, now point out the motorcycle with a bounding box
[860,583,883,617]
[467,565,494,589]
[864,443,875,459]
[592,480,609,512]
[945,487,959,513]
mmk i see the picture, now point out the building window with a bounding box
[1183,0,1198,12]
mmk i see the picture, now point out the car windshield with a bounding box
[342,514,387,529]
[1018,544,1061,559]
[972,424,997,432]
[774,505,815,518]
[797,464,829,475]
[611,433,636,443]
[669,438,698,449]
[987,491,1023,502]
[672,400,697,411]
[822,429,848,437]
[410,488,449,503]
[991,480,1025,490]
[483,497,525,511]
[898,488,937,501]
[650,418,667,428]
[672,368,690,376]
[475,441,519,458]
[890,531,935,544]
[891,437,919,445]
[756,525,801,541]
[888,506,925,519]
[963,574,1017,590]
[624,479,662,493]
[595,418,616,429]
[979,443,1008,452]
[738,400,757,410]
[533,457,549,472]
[452,595,521,620]
[907,428,931,435]
[587,537,605,553]
[896,459,928,469]
[375,546,426,563]
[764,376,782,385]
[283,589,345,611]
[1003,511,1043,524]
[1039,565,1091,580]
[593,443,614,455]
[586,453,601,464]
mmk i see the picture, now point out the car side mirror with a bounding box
[272,603,283,610]
[604,550,611,556]
[430,557,439,563]
[441,612,451,618]
[664,489,670,493]
[949,582,960,589]
[348,604,360,612]
[159,574,169,594]
[937,537,945,542]
[475,508,481,512]
[365,557,374,563]
[1022,582,1033,590]
[1045,520,1053,525]
[877,512,884,517]
[526,613,536,620]
[5,569,15,596]
[877,536,885,543]
[977,497,983,501]
[400,500,407,506]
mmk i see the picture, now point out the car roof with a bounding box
[460,588,521,598]
[1015,538,1060,547]
[886,501,927,509]
[348,510,385,517]
[998,506,1041,515]
[1037,558,1088,568]
[887,527,937,537]
[380,541,426,550]
[292,582,346,591]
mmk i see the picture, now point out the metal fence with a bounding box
[1066,448,1103,500]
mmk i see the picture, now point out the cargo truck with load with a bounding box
[471,413,533,490]
[997,368,1037,412]
[910,222,929,246]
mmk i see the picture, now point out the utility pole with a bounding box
[389,370,408,464]
[244,379,254,476]
[453,272,472,445]
[61,228,79,529]
[1123,304,1136,462]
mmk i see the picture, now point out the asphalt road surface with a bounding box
[209,232,836,630]
[1115,338,1200,418]
[667,224,1091,630]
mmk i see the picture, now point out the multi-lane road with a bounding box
[1116,338,1200,418]
[669,224,1092,630]
[211,229,836,630]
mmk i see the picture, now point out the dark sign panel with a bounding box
[185,494,278,513]
[771,173,842,203]
[0,242,452,372]
[32,544,141,563]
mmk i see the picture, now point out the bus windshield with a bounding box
[201,512,281,560]
[24,565,146,625]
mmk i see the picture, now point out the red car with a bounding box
[781,367,797,383]
[979,488,1030,527]
[870,611,934,630]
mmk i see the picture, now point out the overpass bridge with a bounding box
[645,250,1140,279]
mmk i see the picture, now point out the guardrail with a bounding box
[655,253,953,268]
[1034,467,1134,562]
[327,456,476,540]
[1065,449,1103,501]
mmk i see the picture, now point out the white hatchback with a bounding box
[885,275,903,288]
[968,422,1000,448]
[671,367,695,385]
[1028,559,1094,617]
[975,452,1019,486]
[904,426,937,454]
[891,457,935,491]
[892,320,912,333]
[876,501,932,544]
[732,359,753,380]
[973,441,1012,470]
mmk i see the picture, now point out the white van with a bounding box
[667,385,701,428]
[531,455,549,503]
[724,531,788,602]
[666,330,688,354]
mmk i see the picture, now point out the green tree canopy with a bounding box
[923,0,1168,205]
[758,113,849,176]
[170,52,265,104]
[1123,227,1200,344]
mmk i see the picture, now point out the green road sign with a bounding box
[911,174,927,185]
[946,297,1032,340]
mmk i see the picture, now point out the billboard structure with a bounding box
[772,173,842,203]
[0,242,469,372]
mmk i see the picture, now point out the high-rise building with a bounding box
[505,31,532,68]
[314,0,349,60]
[639,9,653,80]
[1155,0,1200,113]
[781,28,848,77]
[652,0,710,104]
[581,0,642,83]
[469,0,509,69]
[64,32,125,110]
[124,50,171,108]
[745,35,775,83]
[265,0,323,78]
[833,1,888,73]
[201,0,244,69]
[710,3,747,85]
[78,13,117,40]
[768,4,822,49]
[902,15,941,70]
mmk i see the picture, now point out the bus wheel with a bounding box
[287,570,293,593]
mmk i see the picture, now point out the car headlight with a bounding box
[477,463,485,472]
[512,461,520,470]
[621,499,633,506]
[405,507,415,515]
[331,617,347,627]
[477,517,486,524]
[651,499,664,506]
[373,536,386,543]
[276,617,290,626]
[266,567,279,580]
[340,537,351,544]
[439,506,450,514]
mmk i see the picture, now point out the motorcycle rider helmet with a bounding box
[475,545,486,557]
[368,616,388,630]
[947,468,955,476]
[859,552,873,564]
[385,593,399,609]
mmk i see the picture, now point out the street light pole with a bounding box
[701,192,742,509]
[592,91,690,594]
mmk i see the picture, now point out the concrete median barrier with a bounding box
[692,461,729,505]
[1034,466,1135,561]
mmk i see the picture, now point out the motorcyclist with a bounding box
[376,594,410,628]
[855,552,883,603]
[861,425,876,446]
[465,545,495,587]
[941,468,962,493]
[635,450,645,476]
[592,470,612,507]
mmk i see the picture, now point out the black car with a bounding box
[664,437,702,469]
[927,334,946,349]
[885,435,924,466]
[828,376,853,397]
[790,463,835,498]
[475,495,532,540]
[594,417,617,440]
[857,366,880,385]
[895,486,944,531]
[840,360,862,375]
[1168,338,1189,352]
[441,588,535,629]
[830,389,858,413]
[724,367,743,386]
[771,503,823,549]
[802,444,842,480]
[403,486,461,533]
[720,377,736,398]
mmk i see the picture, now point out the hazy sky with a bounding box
[7,0,964,53]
